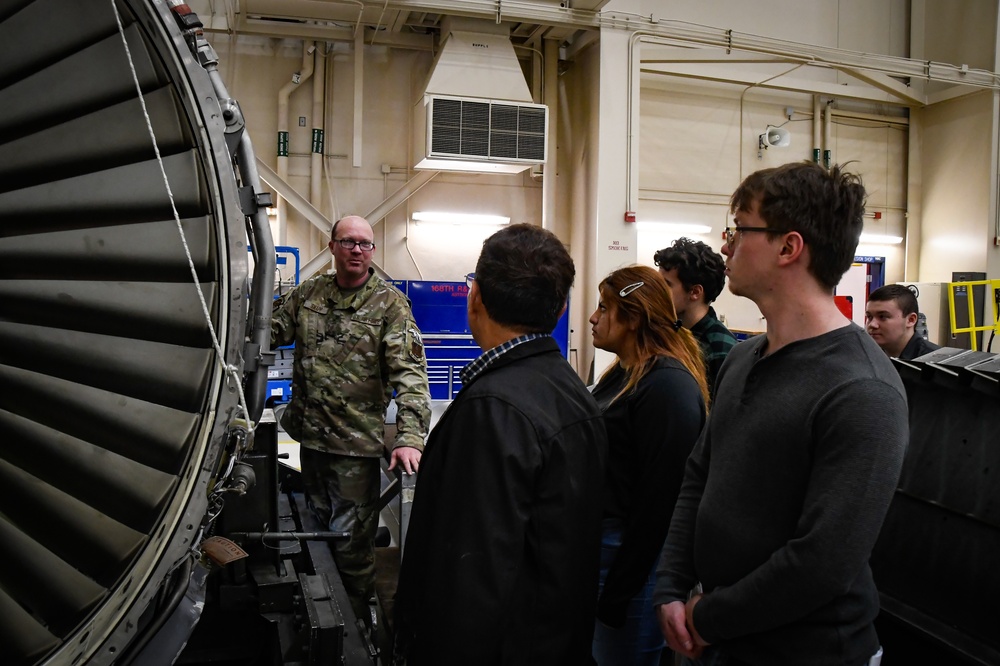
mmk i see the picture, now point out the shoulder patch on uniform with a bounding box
[407,326,425,361]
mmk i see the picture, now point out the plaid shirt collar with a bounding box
[461,333,550,385]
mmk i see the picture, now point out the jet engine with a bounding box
[0,1,275,663]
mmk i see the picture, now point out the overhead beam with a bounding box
[256,158,331,237]
[190,0,999,96]
[926,84,987,105]
[389,10,411,32]
[199,14,435,51]
[631,29,999,91]
[640,65,922,107]
[190,0,603,35]
[640,45,928,106]
[835,65,926,106]
[365,170,440,226]
[296,169,441,283]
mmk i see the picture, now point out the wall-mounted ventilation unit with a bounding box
[415,94,547,173]
[412,20,547,174]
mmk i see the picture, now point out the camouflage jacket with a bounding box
[271,270,431,457]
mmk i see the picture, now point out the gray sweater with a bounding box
[654,324,908,666]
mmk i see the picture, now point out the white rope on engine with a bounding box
[110,0,253,428]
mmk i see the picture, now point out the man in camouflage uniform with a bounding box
[271,215,431,623]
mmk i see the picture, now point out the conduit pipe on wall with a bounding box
[813,95,822,164]
[823,99,833,169]
[624,31,645,214]
[529,45,542,114]
[353,30,364,168]
[528,45,543,183]
[276,41,315,245]
[542,37,559,231]
[310,45,326,208]
[627,32,813,205]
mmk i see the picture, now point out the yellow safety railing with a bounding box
[947,279,1000,351]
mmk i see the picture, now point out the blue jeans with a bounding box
[593,523,666,666]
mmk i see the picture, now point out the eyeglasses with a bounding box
[465,273,475,288]
[334,238,375,251]
[724,225,785,247]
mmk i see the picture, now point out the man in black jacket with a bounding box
[864,283,941,360]
[393,224,608,665]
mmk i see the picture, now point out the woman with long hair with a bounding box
[590,265,709,665]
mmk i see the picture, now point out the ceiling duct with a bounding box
[413,18,547,174]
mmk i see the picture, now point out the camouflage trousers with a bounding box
[299,447,381,624]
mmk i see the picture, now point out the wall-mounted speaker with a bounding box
[759,125,791,148]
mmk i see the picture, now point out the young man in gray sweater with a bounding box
[654,162,908,666]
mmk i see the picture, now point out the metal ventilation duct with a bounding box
[0,1,268,664]
[413,19,547,174]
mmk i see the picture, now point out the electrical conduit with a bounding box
[277,42,314,245]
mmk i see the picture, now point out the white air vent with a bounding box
[415,95,547,173]
[412,20,548,175]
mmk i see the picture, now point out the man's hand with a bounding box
[685,594,710,648]
[389,446,421,475]
[656,601,702,659]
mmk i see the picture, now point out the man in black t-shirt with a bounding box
[865,283,940,360]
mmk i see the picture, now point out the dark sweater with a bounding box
[899,332,940,360]
[592,358,706,627]
[654,325,908,666]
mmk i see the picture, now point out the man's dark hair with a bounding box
[475,223,575,333]
[730,161,866,290]
[653,237,727,303]
[868,284,919,316]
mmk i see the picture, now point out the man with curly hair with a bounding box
[654,238,738,399]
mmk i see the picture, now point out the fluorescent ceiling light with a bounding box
[859,233,903,245]
[636,222,712,235]
[412,211,510,225]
